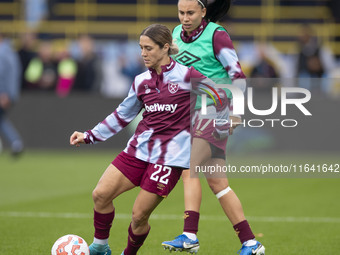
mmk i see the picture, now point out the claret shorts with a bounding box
[112,151,183,197]
[192,108,228,159]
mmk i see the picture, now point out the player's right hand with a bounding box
[212,119,230,140]
[229,116,242,135]
[70,131,85,147]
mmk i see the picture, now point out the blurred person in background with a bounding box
[162,1,265,255]
[24,40,58,91]
[72,35,101,93]
[0,32,24,155]
[55,45,77,97]
[17,31,38,90]
[297,24,324,79]
[295,24,336,95]
[119,54,146,85]
[249,43,279,93]
[250,43,279,79]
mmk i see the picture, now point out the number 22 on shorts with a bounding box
[150,164,172,185]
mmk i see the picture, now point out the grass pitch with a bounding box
[0,150,339,254]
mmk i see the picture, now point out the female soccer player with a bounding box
[161,1,265,255]
[70,24,226,255]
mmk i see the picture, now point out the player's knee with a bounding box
[92,187,111,207]
[207,178,229,195]
[131,210,150,227]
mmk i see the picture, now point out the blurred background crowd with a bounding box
[0,0,340,154]
[1,0,340,98]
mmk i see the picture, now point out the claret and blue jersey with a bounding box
[84,58,220,169]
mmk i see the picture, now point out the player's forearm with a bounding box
[83,110,129,144]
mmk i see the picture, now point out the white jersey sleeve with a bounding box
[84,84,143,144]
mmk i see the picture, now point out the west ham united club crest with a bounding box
[168,83,179,94]
[144,84,151,94]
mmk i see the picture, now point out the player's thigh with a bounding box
[190,137,212,167]
[94,163,136,201]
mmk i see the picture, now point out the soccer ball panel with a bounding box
[51,234,90,255]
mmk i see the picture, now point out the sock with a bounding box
[183,210,200,234]
[123,223,150,255]
[233,220,255,244]
[244,239,257,246]
[93,237,109,245]
[93,209,115,240]
[183,232,197,240]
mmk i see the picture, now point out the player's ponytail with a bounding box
[169,41,179,55]
[194,0,231,22]
[205,0,231,22]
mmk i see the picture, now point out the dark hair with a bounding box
[180,0,231,22]
[140,24,179,55]
[207,0,231,22]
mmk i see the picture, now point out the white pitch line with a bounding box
[0,211,340,224]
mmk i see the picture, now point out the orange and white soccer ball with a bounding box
[51,234,90,255]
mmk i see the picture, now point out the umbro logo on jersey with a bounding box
[176,51,201,66]
[168,83,179,94]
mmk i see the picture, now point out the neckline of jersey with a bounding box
[148,57,176,75]
[180,19,208,43]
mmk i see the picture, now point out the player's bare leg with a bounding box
[183,137,212,232]
[205,160,265,255]
[162,170,201,253]
[182,170,202,212]
[93,164,136,213]
[184,137,212,232]
[131,189,163,234]
[121,189,164,255]
[205,158,246,225]
[162,138,211,253]
[90,164,136,255]
[184,136,212,208]
[163,137,264,254]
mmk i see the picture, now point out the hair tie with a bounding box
[197,0,205,8]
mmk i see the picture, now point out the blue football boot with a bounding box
[237,240,265,255]
[162,234,199,253]
[89,243,112,255]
